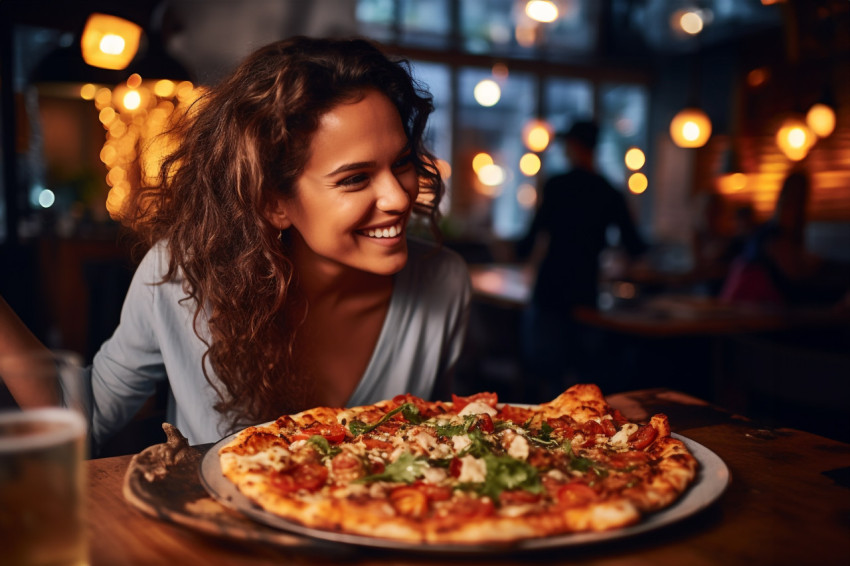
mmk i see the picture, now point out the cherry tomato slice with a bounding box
[556,483,598,507]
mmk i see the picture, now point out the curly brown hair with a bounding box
[123,36,443,427]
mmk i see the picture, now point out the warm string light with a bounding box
[90,75,203,220]
[80,13,142,70]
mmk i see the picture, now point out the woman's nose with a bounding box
[375,172,413,213]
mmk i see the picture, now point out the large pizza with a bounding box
[217,384,699,544]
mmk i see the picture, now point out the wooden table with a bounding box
[574,296,850,338]
[84,389,850,565]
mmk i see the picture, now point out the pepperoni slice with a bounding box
[450,392,498,412]
[270,463,328,493]
[291,422,347,444]
[390,486,429,518]
[628,424,658,450]
[498,489,542,506]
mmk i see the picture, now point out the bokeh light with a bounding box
[473,79,501,107]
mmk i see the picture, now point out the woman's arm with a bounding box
[0,295,62,407]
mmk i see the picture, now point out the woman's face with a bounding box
[282,89,419,277]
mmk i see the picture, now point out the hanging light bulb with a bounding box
[80,13,143,70]
[806,103,836,138]
[670,108,712,148]
[776,116,815,161]
[525,1,559,23]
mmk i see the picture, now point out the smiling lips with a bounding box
[362,221,404,239]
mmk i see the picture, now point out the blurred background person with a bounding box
[690,192,758,296]
[514,120,648,398]
[721,169,847,306]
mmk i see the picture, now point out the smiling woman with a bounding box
[2,36,471,454]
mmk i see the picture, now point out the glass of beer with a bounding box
[0,352,89,566]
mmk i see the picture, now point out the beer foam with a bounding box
[0,408,87,452]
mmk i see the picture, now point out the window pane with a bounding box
[456,67,537,239]
[597,83,649,188]
[399,0,452,48]
[409,60,453,212]
[541,78,594,178]
[460,0,598,58]
[356,0,397,43]
[542,0,600,56]
[460,0,517,55]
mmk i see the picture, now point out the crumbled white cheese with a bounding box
[610,423,639,448]
[458,400,498,417]
[413,431,437,452]
[452,434,472,453]
[422,466,448,484]
[546,468,567,481]
[458,455,487,483]
[430,443,453,459]
[507,434,530,461]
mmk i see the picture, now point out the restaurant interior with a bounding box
[1,0,848,457]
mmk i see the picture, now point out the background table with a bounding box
[83,388,850,565]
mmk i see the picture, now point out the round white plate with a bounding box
[199,431,730,552]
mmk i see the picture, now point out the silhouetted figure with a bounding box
[516,121,647,398]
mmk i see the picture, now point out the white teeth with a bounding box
[364,223,403,239]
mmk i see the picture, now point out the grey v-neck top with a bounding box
[87,238,471,449]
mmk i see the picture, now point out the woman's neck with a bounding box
[289,240,394,309]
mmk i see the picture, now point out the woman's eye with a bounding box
[338,173,369,187]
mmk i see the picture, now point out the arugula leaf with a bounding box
[401,404,424,425]
[307,435,341,459]
[433,414,477,437]
[529,421,558,447]
[348,403,422,436]
[458,429,493,458]
[539,421,554,441]
[477,454,542,500]
[562,438,608,477]
[355,452,426,484]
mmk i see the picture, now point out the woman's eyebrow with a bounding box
[325,161,376,177]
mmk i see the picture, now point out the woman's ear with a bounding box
[265,197,293,230]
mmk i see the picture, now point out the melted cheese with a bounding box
[413,431,437,452]
[224,445,290,472]
[458,401,498,417]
